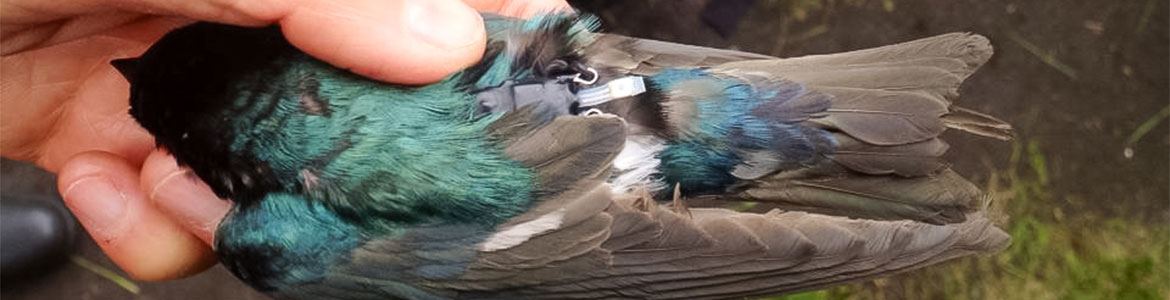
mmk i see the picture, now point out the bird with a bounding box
[113,13,1013,300]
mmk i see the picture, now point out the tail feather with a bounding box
[725,59,969,100]
[742,168,983,224]
[830,134,950,177]
[706,33,1005,224]
[810,87,949,145]
[943,106,1015,141]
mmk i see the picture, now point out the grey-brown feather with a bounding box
[685,33,1010,223]
[830,135,949,177]
[584,33,775,78]
[941,106,1014,141]
[742,168,983,224]
[807,87,950,146]
[438,190,1007,300]
[577,32,1007,224]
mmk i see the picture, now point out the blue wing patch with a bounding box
[652,69,836,194]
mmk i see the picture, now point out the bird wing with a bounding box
[276,184,1007,300]
[425,32,1012,300]
[441,191,1010,300]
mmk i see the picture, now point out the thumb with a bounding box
[275,0,486,84]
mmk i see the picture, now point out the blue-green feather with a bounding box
[652,69,836,193]
[206,15,611,294]
[216,193,363,292]
[221,56,538,229]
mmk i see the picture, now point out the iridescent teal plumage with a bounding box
[119,13,1013,300]
[205,55,550,294]
[221,56,536,227]
[649,68,835,194]
[217,193,362,292]
[654,69,753,193]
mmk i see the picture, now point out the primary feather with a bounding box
[118,14,1011,300]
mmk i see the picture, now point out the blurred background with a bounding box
[2,0,1167,299]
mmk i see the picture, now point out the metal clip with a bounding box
[572,67,599,85]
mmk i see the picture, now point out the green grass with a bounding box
[1006,31,1079,80]
[70,255,141,294]
[770,140,1170,300]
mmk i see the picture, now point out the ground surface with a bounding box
[2,0,1166,299]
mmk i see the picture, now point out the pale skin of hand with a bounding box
[0,0,568,281]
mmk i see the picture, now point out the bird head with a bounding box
[114,23,302,203]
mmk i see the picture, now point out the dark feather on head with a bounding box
[116,22,292,203]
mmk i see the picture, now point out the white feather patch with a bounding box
[610,135,666,193]
[479,208,566,252]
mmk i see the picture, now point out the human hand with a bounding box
[0,0,568,281]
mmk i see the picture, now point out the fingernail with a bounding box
[63,177,128,231]
[407,0,482,49]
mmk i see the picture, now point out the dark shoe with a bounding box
[1,193,77,284]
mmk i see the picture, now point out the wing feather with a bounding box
[456,193,1008,300]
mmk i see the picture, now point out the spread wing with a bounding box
[276,106,1007,300]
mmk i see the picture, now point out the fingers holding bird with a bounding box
[57,151,217,281]
[260,0,569,83]
[4,0,570,284]
[4,0,567,83]
[276,0,488,84]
